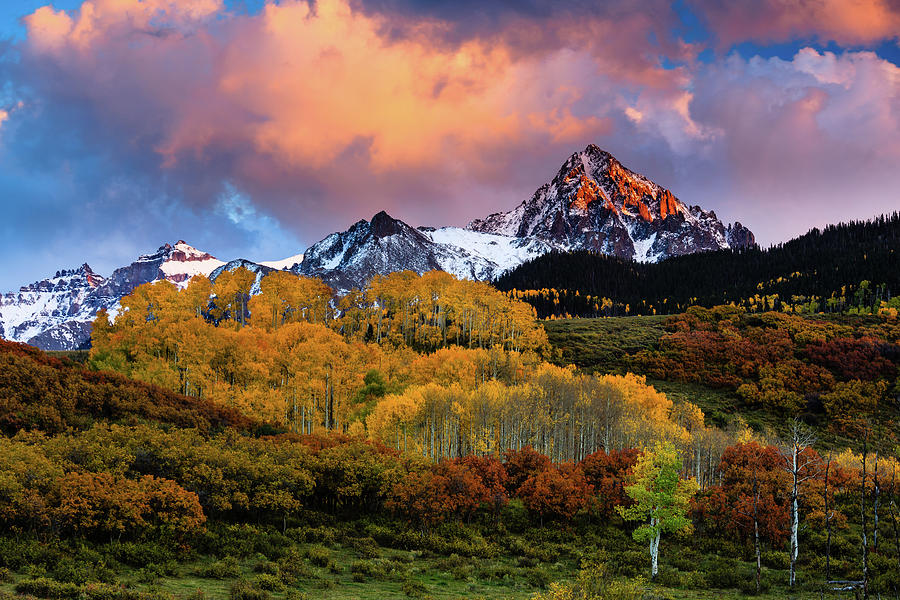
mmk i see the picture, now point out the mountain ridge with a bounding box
[1,145,754,350]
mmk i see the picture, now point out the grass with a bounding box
[542,316,668,375]
[0,527,867,600]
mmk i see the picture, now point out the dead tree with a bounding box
[779,420,819,588]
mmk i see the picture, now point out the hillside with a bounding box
[0,272,897,600]
[543,309,900,446]
[496,213,900,318]
[0,340,257,435]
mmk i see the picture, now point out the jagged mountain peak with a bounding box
[468,144,752,261]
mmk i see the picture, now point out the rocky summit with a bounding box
[468,144,755,261]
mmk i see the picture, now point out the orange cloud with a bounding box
[23,0,687,179]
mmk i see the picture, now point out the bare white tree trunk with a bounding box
[650,518,660,579]
[790,447,799,588]
[779,421,818,589]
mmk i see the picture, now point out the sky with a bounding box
[1,0,899,289]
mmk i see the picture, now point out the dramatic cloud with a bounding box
[0,0,899,288]
[9,0,692,238]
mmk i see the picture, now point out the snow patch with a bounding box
[259,254,305,270]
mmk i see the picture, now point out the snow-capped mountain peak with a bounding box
[260,253,305,271]
[468,144,754,261]
[158,241,225,286]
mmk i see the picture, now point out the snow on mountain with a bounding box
[209,259,274,295]
[297,211,445,291]
[259,254,305,270]
[159,241,225,286]
[423,226,556,279]
[0,242,225,351]
[0,264,105,350]
[293,211,557,292]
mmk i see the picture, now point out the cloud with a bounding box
[681,48,900,243]
[691,0,900,47]
[9,0,693,240]
[1,0,900,292]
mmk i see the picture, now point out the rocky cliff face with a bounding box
[468,144,755,261]
[0,264,106,350]
[296,211,554,291]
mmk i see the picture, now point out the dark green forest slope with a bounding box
[496,213,900,318]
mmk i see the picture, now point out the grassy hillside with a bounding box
[543,310,900,447]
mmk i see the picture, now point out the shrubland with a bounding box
[0,269,897,599]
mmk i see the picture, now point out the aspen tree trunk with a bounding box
[860,434,869,600]
[650,517,660,579]
[873,451,880,553]
[789,445,799,588]
[753,468,761,594]
[889,471,900,577]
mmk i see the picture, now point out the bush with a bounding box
[348,536,380,558]
[0,568,12,583]
[276,549,313,582]
[760,550,789,570]
[401,579,427,598]
[51,559,92,585]
[203,525,262,559]
[476,564,516,582]
[252,561,279,575]
[253,574,283,592]
[516,555,538,569]
[0,538,56,570]
[288,527,336,545]
[706,561,753,590]
[349,560,378,578]
[610,550,647,577]
[525,567,551,588]
[683,571,708,589]
[228,580,269,600]
[304,546,333,569]
[195,557,242,580]
[15,578,82,600]
[103,542,176,569]
[654,567,682,588]
[667,550,699,573]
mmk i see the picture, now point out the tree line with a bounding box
[495,212,900,318]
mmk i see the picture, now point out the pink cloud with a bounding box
[692,0,900,47]
[11,0,900,252]
[683,48,900,243]
[18,0,691,236]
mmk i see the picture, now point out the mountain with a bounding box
[296,211,553,291]
[295,145,753,290]
[469,144,754,261]
[0,241,225,351]
[2,144,756,350]
[209,259,275,294]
